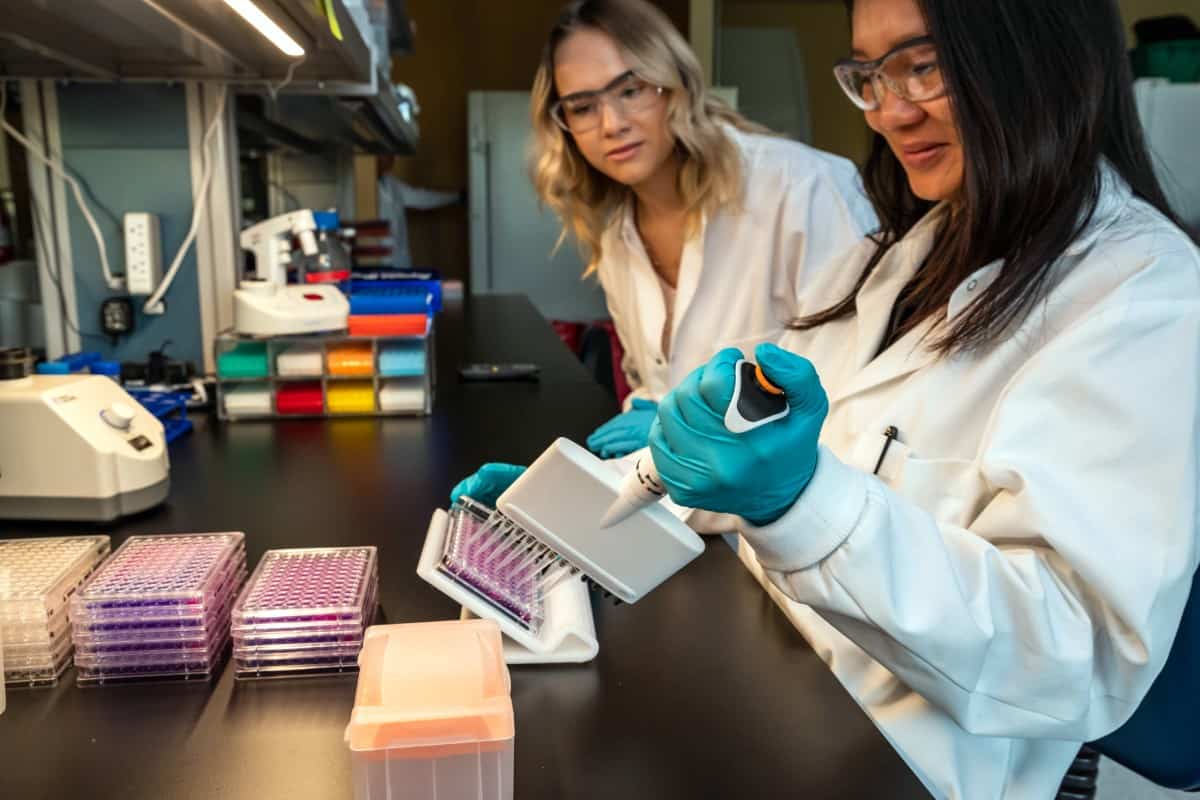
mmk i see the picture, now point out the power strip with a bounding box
[123,212,162,297]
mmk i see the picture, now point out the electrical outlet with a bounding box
[123,212,163,296]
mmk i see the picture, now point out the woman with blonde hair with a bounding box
[527,0,876,462]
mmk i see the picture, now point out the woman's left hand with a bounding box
[648,343,829,526]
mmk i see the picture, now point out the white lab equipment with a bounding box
[0,348,169,521]
[418,438,704,663]
[233,210,350,336]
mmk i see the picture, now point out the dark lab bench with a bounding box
[0,294,929,799]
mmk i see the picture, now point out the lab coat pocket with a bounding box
[895,455,983,529]
[848,431,980,527]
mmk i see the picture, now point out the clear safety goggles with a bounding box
[550,70,666,134]
[834,36,945,111]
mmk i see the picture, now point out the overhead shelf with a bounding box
[0,0,374,88]
[0,0,418,154]
[237,66,417,155]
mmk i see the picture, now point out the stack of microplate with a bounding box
[0,535,111,687]
[70,533,246,686]
[232,547,378,679]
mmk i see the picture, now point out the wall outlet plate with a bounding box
[123,212,162,296]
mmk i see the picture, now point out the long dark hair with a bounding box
[794,0,1194,354]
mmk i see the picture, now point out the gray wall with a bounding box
[468,91,609,323]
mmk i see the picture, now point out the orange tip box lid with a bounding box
[345,620,514,753]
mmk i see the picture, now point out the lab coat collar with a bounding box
[945,164,1132,321]
[838,164,1135,403]
[847,205,947,374]
[836,210,946,403]
[1064,161,1133,256]
[946,262,1002,322]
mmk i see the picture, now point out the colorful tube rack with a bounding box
[214,326,433,420]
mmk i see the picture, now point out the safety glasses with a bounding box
[834,36,945,111]
[550,70,666,134]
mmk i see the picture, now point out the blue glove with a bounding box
[586,398,658,459]
[449,463,527,507]
[648,343,828,526]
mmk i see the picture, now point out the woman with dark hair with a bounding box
[642,0,1200,796]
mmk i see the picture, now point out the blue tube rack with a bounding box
[125,389,193,444]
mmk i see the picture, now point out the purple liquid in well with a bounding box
[233,548,376,627]
[438,505,546,629]
[73,535,245,621]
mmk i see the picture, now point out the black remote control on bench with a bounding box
[458,363,541,382]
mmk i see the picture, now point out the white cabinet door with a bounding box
[468,91,609,323]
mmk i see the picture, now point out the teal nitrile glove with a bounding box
[449,463,527,507]
[586,398,658,459]
[647,343,828,526]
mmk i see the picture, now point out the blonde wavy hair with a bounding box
[530,0,762,275]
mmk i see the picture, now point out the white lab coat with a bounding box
[596,129,875,410]
[728,167,1200,799]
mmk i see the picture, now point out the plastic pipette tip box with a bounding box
[0,535,111,687]
[345,621,514,800]
[276,343,324,377]
[276,382,324,415]
[379,378,425,413]
[217,342,269,378]
[70,534,245,686]
[378,341,425,377]
[344,276,443,312]
[347,314,428,337]
[438,499,548,633]
[224,383,273,416]
[347,292,431,315]
[231,547,377,680]
[327,342,375,376]
[326,381,376,414]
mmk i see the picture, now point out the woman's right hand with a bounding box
[449,463,527,507]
